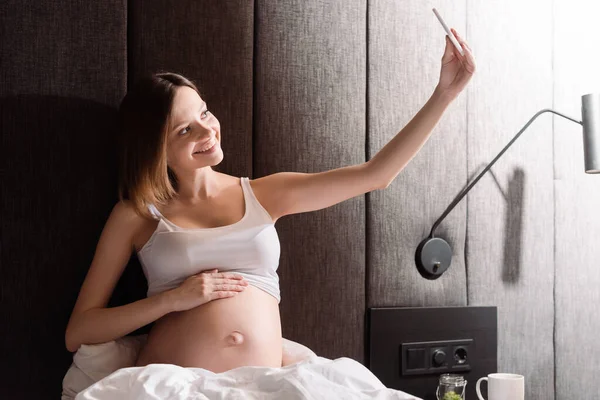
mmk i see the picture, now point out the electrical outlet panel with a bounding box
[401,339,473,376]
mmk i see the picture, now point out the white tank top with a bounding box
[136,177,281,302]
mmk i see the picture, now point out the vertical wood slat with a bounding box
[367,0,468,308]
[254,0,366,361]
[0,1,127,397]
[553,1,600,398]
[129,0,254,178]
[466,1,554,398]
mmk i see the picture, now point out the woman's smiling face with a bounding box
[166,86,223,174]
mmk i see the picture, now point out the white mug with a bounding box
[476,373,524,400]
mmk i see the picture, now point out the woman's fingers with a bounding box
[214,284,247,292]
[452,28,470,49]
[450,28,476,72]
[451,28,464,45]
[214,279,248,287]
[442,35,457,63]
[211,291,239,300]
[451,28,473,54]
[198,271,246,281]
[210,272,245,280]
[211,276,248,285]
[196,268,218,277]
[194,271,250,297]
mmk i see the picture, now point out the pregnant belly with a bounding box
[135,285,282,373]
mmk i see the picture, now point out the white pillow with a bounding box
[62,335,315,400]
[61,335,147,400]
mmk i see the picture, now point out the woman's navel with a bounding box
[226,330,245,346]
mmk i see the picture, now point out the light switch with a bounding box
[406,348,427,370]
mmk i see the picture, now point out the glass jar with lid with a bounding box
[436,373,467,400]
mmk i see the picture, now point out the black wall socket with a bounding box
[401,338,473,375]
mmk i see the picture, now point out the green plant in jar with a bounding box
[437,374,466,400]
[442,391,463,400]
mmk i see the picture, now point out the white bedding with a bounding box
[75,355,422,400]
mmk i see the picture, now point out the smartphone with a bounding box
[432,7,464,56]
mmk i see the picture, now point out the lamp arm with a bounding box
[429,108,582,238]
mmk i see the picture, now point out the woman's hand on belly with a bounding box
[164,269,249,312]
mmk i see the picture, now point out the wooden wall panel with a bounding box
[367,0,468,307]
[254,0,367,361]
[0,1,127,397]
[466,1,554,398]
[553,1,600,398]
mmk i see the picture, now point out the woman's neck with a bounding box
[175,168,222,202]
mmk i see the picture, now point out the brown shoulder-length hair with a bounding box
[117,72,200,219]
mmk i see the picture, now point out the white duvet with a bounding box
[75,355,422,400]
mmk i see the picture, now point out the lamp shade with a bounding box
[582,93,600,173]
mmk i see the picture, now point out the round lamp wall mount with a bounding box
[416,93,600,280]
[415,236,452,280]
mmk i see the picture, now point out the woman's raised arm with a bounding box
[251,29,476,221]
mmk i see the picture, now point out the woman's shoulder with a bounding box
[109,200,155,227]
[108,200,157,250]
[113,199,143,218]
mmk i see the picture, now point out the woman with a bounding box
[65,29,475,373]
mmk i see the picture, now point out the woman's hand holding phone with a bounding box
[432,8,477,100]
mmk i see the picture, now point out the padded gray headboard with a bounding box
[2,1,366,398]
[3,1,599,400]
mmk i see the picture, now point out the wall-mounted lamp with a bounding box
[416,93,600,280]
